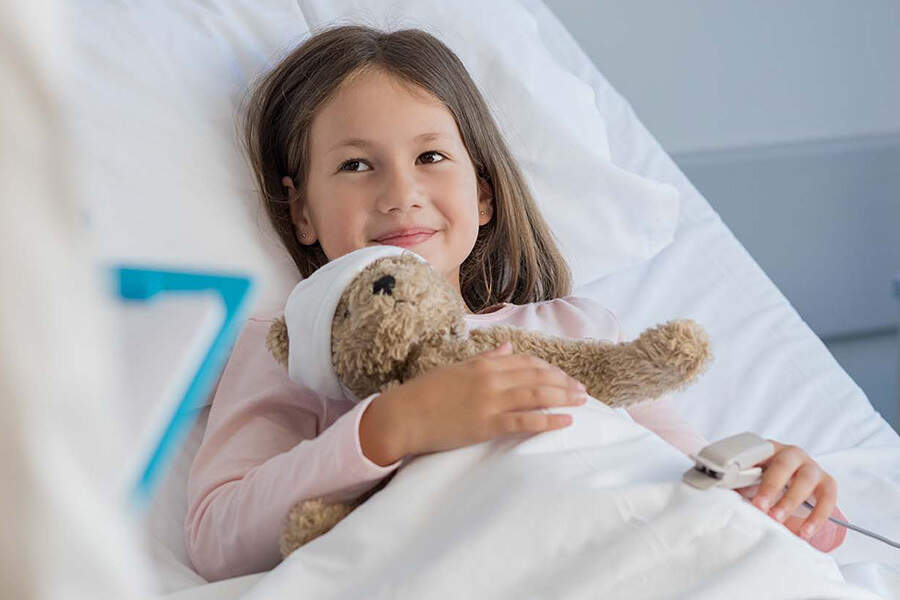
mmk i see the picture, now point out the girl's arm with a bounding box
[625,395,710,457]
[184,317,404,582]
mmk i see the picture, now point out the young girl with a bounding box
[185,24,845,582]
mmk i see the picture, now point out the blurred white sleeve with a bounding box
[0,0,153,597]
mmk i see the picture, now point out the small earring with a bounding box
[479,210,486,215]
[300,232,307,239]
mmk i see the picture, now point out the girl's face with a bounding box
[284,68,493,296]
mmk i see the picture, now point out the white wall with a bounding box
[543,0,900,153]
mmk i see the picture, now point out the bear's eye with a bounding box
[343,309,349,319]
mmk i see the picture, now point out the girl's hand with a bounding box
[740,440,838,541]
[381,341,588,458]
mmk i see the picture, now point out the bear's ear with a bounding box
[266,316,290,369]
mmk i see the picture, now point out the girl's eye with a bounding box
[418,151,446,164]
[339,159,371,173]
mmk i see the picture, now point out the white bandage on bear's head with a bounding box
[283,245,427,403]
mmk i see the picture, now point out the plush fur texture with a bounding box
[266,253,713,557]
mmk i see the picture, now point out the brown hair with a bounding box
[241,24,572,313]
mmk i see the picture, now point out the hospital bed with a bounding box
[60,0,900,598]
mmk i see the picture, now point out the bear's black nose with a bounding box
[372,274,396,296]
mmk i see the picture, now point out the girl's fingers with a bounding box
[752,445,806,513]
[498,366,583,391]
[491,353,557,373]
[746,439,841,542]
[492,410,571,435]
[798,477,838,539]
[769,463,820,524]
[484,354,584,393]
[503,384,588,410]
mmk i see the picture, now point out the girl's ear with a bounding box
[477,175,494,226]
[282,176,318,245]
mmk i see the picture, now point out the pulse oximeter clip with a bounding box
[683,432,773,490]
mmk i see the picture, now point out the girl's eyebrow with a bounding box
[327,131,450,154]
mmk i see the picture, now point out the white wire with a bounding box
[802,501,900,549]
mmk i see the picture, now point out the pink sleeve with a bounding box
[184,317,404,582]
[625,396,711,457]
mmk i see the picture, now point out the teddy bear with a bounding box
[265,246,713,558]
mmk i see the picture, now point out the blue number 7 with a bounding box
[111,265,255,510]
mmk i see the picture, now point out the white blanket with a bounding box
[239,400,881,600]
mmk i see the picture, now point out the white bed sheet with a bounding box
[145,1,900,597]
[230,401,886,599]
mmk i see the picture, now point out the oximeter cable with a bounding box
[802,500,900,549]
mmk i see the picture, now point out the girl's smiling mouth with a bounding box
[374,228,437,247]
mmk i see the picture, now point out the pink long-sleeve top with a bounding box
[184,295,844,582]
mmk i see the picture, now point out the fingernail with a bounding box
[757,497,771,512]
[771,508,786,522]
[801,524,815,539]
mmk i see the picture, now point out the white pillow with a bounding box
[69,0,678,319]
[67,1,307,316]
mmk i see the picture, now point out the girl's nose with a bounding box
[377,165,423,213]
